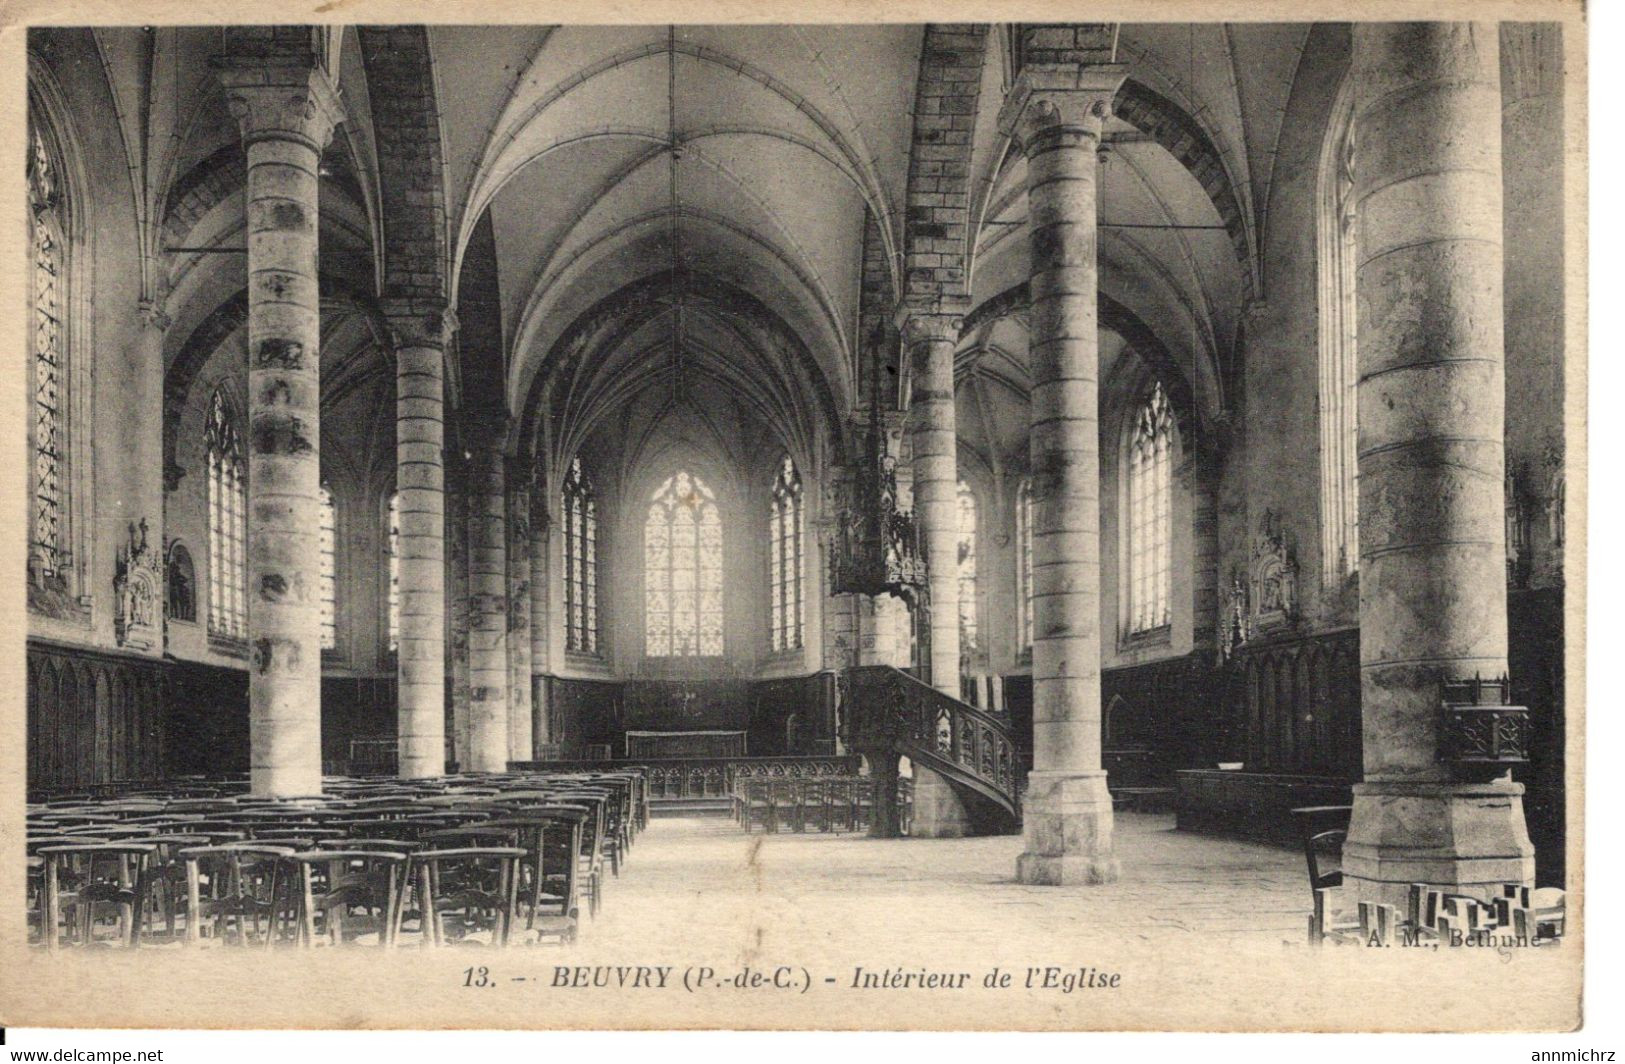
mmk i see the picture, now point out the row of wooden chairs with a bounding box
[1308,881,1567,948]
[26,768,647,950]
[731,777,914,835]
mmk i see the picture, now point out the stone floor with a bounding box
[577,812,1311,962]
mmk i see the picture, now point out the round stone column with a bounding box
[216,61,341,798]
[465,426,510,773]
[901,312,974,839]
[1002,66,1126,885]
[446,473,472,769]
[902,311,964,695]
[388,305,453,779]
[505,457,534,763]
[1344,22,1534,906]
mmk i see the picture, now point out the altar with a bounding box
[625,730,748,760]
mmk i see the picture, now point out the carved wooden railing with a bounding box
[508,755,861,801]
[840,665,1020,828]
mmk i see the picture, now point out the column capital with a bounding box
[999,64,1129,153]
[383,301,458,351]
[895,306,966,348]
[212,59,343,152]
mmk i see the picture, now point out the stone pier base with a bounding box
[1016,771,1119,885]
[910,765,972,838]
[1343,779,1535,909]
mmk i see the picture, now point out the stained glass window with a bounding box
[645,470,723,657]
[957,481,978,652]
[29,119,65,577]
[319,485,336,650]
[563,456,599,654]
[1128,382,1175,634]
[1017,478,1034,652]
[769,455,804,652]
[387,490,400,653]
[206,389,247,640]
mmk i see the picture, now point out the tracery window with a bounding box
[562,456,599,654]
[957,480,978,652]
[386,490,400,653]
[644,471,723,657]
[1017,477,1034,652]
[319,485,336,650]
[769,455,804,652]
[1127,382,1175,635]
[1318,79,1359,585]
[206,389,247,641]
[29,118,66,579]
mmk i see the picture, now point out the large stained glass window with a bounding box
[386,490,400,653]
[563,456,599,654]
[206,389,247,641]
[957,480,977,652]
[645,471,723,657]
[1127,382,1175,635]
[769,455,804,652]
[319,485,336,650]
[29,119,65,577]
[1017,477,1034,652]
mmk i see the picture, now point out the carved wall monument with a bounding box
[114,519,164,651]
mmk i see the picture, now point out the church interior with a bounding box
[21,22,1570,953]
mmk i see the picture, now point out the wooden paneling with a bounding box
[27,639,166,793]
[1224,629,1361,778]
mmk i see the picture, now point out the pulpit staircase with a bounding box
[840,665,1023,835]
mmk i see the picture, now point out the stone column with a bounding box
[1002,64,1127,885]
[388,304,453,779]
[505,457,534,763]
[1344,23,1534,906]
[446,473,471,769]
[530,490,552,750]
[215,58,341,798]
[899,312,972,839]
[901,311,965,694]
[465,425,510,772]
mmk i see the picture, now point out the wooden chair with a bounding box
[1303,829,1346,897]
[768,779,803,833]
[38,842,158,950]
[179,844,299,947]
[403,847,525,947]
[740,780,774,833]
[550,792,607,913]
[486,809,585,945]
[286,850,410,948]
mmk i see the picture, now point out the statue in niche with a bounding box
[1249,510,1298,631]
[114,518,164,651]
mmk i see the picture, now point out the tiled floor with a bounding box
[575,813,1311,961]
